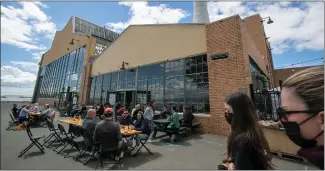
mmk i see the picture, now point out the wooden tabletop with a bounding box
[58,119,142,135]
[29,112,43,116]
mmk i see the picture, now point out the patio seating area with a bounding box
[1,102,316,170]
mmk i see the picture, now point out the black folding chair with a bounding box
[7,113,19,130]
[131,133,153,156]
[57,124,82,158]
[78,128,98,164]
[42,119,64,147]
[18,122,45,157]
[94,133,125,169]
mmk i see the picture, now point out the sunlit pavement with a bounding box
[1,101,317,170]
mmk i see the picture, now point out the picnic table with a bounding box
[152,116,184,138]
[58,119,142,136]
[29,112,43,116]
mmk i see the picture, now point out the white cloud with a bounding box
[10,61,39,73]
[207,2,324,54]
[1,2,56,51]
[106,2,190,33]
[1,65,37,88]
[32,51,46,61]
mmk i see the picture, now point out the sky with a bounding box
[1,1,324,96]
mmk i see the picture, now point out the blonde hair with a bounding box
[282,66,324,111]
[87,109,96,116]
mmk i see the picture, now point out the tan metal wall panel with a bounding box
[91,24,207,76]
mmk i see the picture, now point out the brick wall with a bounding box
[243,15,275,87]
[205,15,250,136]
[240,20,268,89]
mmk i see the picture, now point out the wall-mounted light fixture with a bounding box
[69,38,80,45]
[120,61,129,70]
[261,16,274,24]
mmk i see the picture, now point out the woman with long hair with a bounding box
[279,66,324,169]
[223,92,274,170]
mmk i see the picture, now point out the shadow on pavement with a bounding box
[84,152,163,170]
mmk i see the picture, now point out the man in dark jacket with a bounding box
[82,109,100,135]
[93,108,125,160]
[12,104,19,119]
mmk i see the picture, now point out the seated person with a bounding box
[166,106,180,143]
[96,105,104,117]
[93,108,125,160]
[34,103,39,112]
[131,111,151,152]
[18,105,31,123]
[79,104,87,115]
[131,104,143,121]
[17,105,25,116]
[82,109,100,153]
[119,111,132,126]
[12,104,19,119]
[117,105,125,116]
[161,105,171,119]
[132,111,144,129]
[182,106,194,127]
[82,109,100,134]
[42,104,52,119]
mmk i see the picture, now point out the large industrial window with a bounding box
[250,57,269,91]
[89,54,210,114]
[37,45,86,106]
[74,16,119,42]
[185,54,209,114]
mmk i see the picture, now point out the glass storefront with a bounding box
[37,45,86,105]
[89,54,210,114]
[250,57,269,91]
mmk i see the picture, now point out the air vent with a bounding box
[210,52,229,60]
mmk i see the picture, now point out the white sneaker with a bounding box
[171,135,176,143]
[131,146,140,155]
[119,151,124,158]
[147,139,152,143]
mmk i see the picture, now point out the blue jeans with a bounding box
[18,116,26,124]
[135,134,148,146]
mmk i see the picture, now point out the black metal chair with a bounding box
[57,124,83,158]
[77,128,98,164]
[18,122,45,157]
[94,133,125,170]
[132,133,154,156]
[42,119,64,147]
[7,113,19,130]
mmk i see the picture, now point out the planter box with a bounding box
[262,126,300,156]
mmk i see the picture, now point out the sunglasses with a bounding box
[276,107,322,120]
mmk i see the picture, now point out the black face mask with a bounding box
[281,114,324,148]
[224,112,233,125]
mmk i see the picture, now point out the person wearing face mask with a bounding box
[222,92,274,170]
[278,66,324,170]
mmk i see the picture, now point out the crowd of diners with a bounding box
[11,103,55,124]
[63,100,195,159]
[71,101,195,145]
[9,66,324,170]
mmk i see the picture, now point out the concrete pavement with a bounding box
[1,101,316,170]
